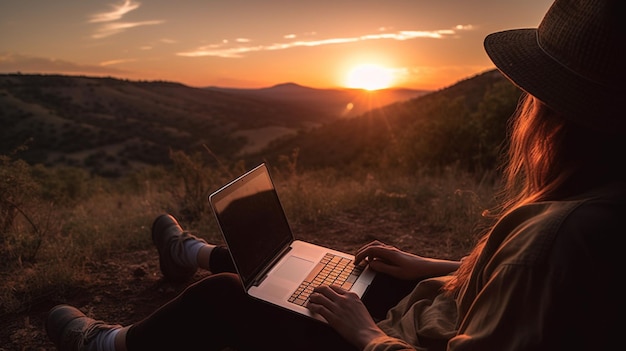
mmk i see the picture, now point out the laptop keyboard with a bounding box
[288,253,365,306]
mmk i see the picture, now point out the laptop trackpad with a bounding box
[274,256,314,283]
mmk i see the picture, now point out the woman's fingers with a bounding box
[356,245,396,265]
[308,285,343,320]
[311,285,346,301]
[355,241,393,263]
[307,284,384,348]
[354,241,382,258]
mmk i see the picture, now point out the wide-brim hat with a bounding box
[484,0,625,133]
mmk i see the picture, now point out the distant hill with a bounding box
[0,74,428,177]
[206,83,428,118]
[251,69,522,173]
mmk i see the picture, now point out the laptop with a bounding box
[208,163,376,322]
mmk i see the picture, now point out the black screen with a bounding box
[209,164,293,288]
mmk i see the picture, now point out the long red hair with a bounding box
[442,93,626,295]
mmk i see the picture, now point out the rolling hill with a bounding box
[0,74,426,176]
[206,82,428,118]
[252,69,521,173]
[0,70,520,177]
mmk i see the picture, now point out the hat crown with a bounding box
[538,0,624,88]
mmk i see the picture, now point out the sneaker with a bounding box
[151,214,201,282]
[46,304,121,351]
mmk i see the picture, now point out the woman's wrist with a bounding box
[425,258,461,276]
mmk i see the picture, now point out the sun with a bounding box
[345,64,395,91]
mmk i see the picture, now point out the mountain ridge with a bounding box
[0,73,431,176]
[205,82,429,117]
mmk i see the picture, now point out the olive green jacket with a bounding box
[366,182,625,351]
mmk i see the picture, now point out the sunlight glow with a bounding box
[345,64,395,90]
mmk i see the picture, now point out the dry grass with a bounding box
[0,164,492,312]
[1,164,497,315]
[0,162,499,350]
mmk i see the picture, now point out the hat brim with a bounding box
[484,29,622,132]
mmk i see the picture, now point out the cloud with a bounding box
[178,37,359,58]
[177,25,473,58]
[89,0,140,23]
[100,58,138,66]
[0,52,130,75]
[88,0,164,39]
[92,20,164,39]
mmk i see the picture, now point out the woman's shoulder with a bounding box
[551,181,626,244]
[551,182,626,262]
[489,182,626,267]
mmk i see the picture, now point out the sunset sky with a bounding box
[0,0,552,90]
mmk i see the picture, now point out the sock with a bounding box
[177,239,214,269]
[91,327,120,351]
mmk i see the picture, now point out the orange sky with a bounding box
[0,0,553,90]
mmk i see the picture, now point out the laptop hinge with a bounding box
[252,245,292,287]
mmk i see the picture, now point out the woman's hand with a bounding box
[354,240,461,280]
[307,285,386,349]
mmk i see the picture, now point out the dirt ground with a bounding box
[2,209,469,350]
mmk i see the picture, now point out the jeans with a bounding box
[125,246,420,351]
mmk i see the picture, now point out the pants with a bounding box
[126,247,420,351]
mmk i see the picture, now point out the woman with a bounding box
[46,0,625,350]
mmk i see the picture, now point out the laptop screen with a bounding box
[209,163,293,288]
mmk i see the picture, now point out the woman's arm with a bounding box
[307,240,461,349]
[355,241,461,280]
